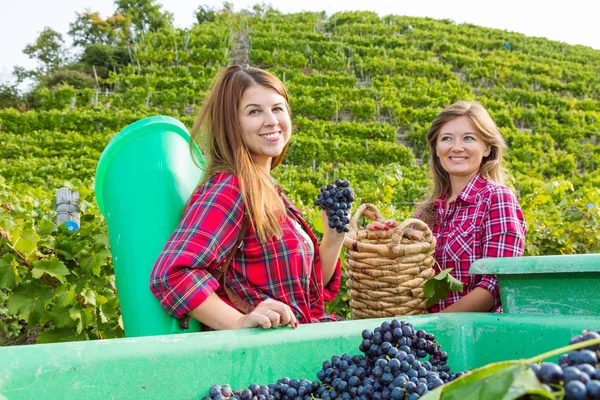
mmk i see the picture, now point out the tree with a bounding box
[42,70,96,89]
[68,10,131,47]
[12,66,35,85]
[23,28,67,75]
[80,44,130,78]
[195,5,216,24]
[0,82,21,109]
[241,2,278,17]
[114,0,173,38]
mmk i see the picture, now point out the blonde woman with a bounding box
[151,65,345,330]
[371,101,526,313]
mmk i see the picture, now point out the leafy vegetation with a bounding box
[1,2,599,344]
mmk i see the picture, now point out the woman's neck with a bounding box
[447,173,477,204]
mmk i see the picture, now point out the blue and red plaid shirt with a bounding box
[426,174,526,313]
[150,172,342,323]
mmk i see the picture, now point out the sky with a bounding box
[1,0,599,86]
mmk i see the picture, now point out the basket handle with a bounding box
[344,204,435,257]
[395,218,432,241]
[348,203,385,232]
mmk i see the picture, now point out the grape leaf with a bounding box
[37,327,84,344]
[54,283,76,307]
[48,307,77,329]
[82,288,96,306]
[6,285,53,324]
[423,268,464,308]
[69,303,86,334]
[36,218,57,237]
[78,248,111,276]
[32,257,70,282]
[13,228,40,256]
[0,254,19,289]
[421,361,554,400]
[100,302,119,324]
[0,218,17,242]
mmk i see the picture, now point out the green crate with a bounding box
[1,313,598,399]
[470,254,600,316]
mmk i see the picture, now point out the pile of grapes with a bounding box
[530,330,600,399]
[203,320,464,400]
[314,180,355,234]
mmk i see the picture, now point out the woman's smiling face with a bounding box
[436,116,491,182]
[238,84,291,172]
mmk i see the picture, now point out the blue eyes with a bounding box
[440,136,475,142]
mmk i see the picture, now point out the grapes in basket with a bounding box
[314,179,355,233]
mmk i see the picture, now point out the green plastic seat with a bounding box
[95,116,204,337]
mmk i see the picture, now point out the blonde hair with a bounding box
[190,65,290,242]
[417,100,510,227]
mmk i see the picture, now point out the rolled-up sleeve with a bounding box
[477,187,526,296]
[150,175,245,318]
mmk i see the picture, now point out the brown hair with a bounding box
[417,100,510,227]
[190,65,291,242]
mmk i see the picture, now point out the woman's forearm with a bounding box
[440,287,495,313]
[187,292,244,330]
[319,234,345,285]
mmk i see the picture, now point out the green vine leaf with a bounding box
[82,288,97,306]
[100,301,119,324]
[69,303,87,334]
[0,254,19,289]
[48,307,77,329]
[421,361,554,400]
[78,247,111,276]
[423,268,464,308]
[32,257,70,282]
[13,228,40,256]
[36,218,57,237]
[37,327,84,344]
[422,338,600,400]
[54,283,76,307]
[6,284,53,324]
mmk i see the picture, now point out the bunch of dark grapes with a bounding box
[203,378,321,400]
[332,319,464,399]
[314,180,355,233]
[529,330,600,399]
[204,320,464,400]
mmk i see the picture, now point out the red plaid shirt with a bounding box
[426,174,526,313]
[150,172,341,323]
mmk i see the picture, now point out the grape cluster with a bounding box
[204,320,464,400]
[530,330,600,400]
[203,378,321,400]
[314,180,355,234]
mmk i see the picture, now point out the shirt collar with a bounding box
[434,173,487,206]
[459,173,487,203]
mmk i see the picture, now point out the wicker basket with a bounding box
[343,203,436,319]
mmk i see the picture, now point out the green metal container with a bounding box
[470,254,600,315]
[95,116,205,337]
[1,313,598,399]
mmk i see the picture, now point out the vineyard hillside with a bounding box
[1,4,599,344]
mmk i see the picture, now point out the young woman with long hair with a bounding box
[151,65,345,330]
[371,100,526,313]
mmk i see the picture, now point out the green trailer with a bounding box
[470,254,600,316]
[1,313,599,399]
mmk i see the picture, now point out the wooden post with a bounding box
[56,188,80,231]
